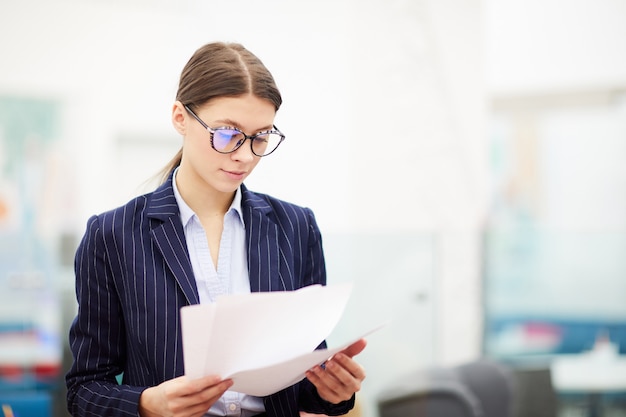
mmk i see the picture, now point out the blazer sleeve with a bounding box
[65,214,145,416]
[295,208,356,415]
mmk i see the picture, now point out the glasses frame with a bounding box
[183,104,285,157]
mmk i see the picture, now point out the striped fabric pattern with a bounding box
[65,174,354,417]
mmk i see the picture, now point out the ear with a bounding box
[172,101,187,135]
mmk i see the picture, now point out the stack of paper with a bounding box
[180,283,375,396]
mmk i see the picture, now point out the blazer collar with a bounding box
[146,172,200,305]
[240,184,283,293]
[146,175,180,220]
[146,174,283,300]
[240,183,272,215]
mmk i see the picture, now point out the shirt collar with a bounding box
[172,167,244,227]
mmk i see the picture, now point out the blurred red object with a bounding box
[32,363,60,380]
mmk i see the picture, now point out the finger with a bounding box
[306,367,345,404]
[340,338,367,358]
[187,378,233,402]
[164,375,220,398]
[327,353,366,381]
[188,375,228,392]
[175,377,232,407]
[324,358,363,392]
[186,385,231,416]
[181,379,233,415]
[307,362,360,404]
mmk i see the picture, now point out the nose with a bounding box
[230,140,256,162]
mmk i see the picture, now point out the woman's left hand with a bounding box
[305,338,367,404]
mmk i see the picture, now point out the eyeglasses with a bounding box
[184,104,285,157]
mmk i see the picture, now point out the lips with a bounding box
[223,169,246,180]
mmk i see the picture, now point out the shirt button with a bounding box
[229,403,237,412]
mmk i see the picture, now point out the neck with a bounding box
[175,169,235,218]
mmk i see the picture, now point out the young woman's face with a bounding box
[174,94,276,196]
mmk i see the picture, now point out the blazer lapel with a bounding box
[144,179,284,302]
[146,176,200,305]
[241,185,283,293]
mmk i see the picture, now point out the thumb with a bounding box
[341,338,367,358]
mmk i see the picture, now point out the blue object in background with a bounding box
[0,391,51,417]
[485,316,626,357]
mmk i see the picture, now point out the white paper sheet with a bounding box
[181,282,377,396]
[227,325,384,396]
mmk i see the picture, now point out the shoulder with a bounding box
[82,190,159,239]
[242,187,314,219]
[95,193,151,224]
[241,186,320,233]
[90,179,177,227]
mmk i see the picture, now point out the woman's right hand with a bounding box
[139,375,233,417]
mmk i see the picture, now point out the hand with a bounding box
[139,375,233,417]
[305,338,367,404]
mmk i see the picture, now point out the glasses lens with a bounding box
[212,128,245,152]
[252,133,283,156]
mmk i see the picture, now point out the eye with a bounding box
[253,133,270,143]
[212,128,244,151]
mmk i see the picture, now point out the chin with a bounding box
[217,182,242,194]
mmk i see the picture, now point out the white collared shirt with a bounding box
[173,168,264,417]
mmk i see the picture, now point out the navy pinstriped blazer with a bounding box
[66,173,354,417]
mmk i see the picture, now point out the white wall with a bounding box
[484,0,626,95]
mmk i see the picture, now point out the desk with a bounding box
[551,344,626,417]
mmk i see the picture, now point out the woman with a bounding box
[66,42,366,417]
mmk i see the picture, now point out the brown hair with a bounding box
[159,42,282,182]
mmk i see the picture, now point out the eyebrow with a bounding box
[213,118,274,133]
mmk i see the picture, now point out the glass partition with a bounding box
[323,232,436,416]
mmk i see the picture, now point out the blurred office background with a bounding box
[1,0,625,416]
